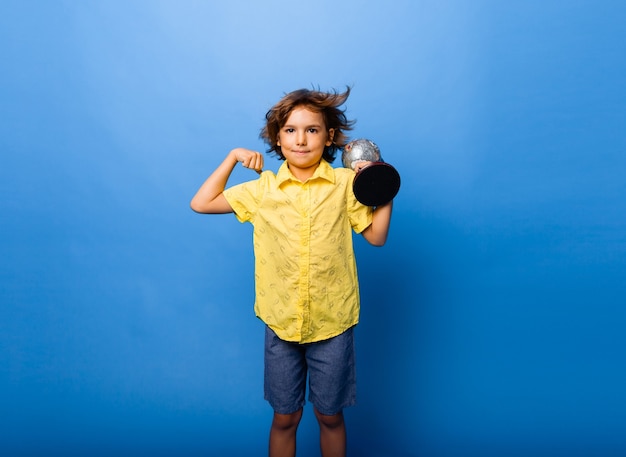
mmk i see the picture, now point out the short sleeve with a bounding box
[347,180,373,234]
[222,175,266,224]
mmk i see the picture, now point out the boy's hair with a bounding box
[260,87,355,162]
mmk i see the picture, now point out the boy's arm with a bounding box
[361,200,393,247]
[353,160,393,246]
[190,148,263,214]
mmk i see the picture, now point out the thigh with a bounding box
[306,327,357,416]
[264,326,307,415]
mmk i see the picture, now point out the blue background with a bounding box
[2,1,625,456]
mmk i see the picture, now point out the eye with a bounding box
[284,128,295,133]
[308,128,318,133]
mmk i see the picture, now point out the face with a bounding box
[277,106,334,181]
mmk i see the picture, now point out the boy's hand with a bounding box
[233,148,264,173]
[352,160,373,172]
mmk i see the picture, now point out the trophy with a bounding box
[342,139,400,206]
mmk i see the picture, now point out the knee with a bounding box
[314,408,344,429]
[272,409,303,431]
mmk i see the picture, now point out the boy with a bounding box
[190,87,393,457]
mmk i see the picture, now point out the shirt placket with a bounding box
[297,182,311,339]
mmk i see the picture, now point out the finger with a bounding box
[243,154,257,168]
[351,160,369,172]
[245,155,263,173]
[251,154,263,171]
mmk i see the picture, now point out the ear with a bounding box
[326,128,335,146]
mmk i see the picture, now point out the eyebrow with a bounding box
[283,123,324,129]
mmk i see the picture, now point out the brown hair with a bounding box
[260,86,354,162]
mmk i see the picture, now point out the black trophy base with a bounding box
[353,162,401,207]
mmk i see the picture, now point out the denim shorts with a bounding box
[264,325,356,416]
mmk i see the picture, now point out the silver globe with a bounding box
[342,139,382,170]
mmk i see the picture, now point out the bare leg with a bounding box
[314,408,346,457]
[269,409,303,457]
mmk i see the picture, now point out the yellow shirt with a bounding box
[223,160,372,343]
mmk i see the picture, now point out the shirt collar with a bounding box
[276,159,336,186]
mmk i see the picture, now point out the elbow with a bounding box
[371,238,387,247]
[362,226,389,247]
[367,233,388,247]
[190,199,206,213]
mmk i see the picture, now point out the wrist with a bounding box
[227,149,242,165]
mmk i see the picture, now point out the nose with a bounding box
[296,130,307,145]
